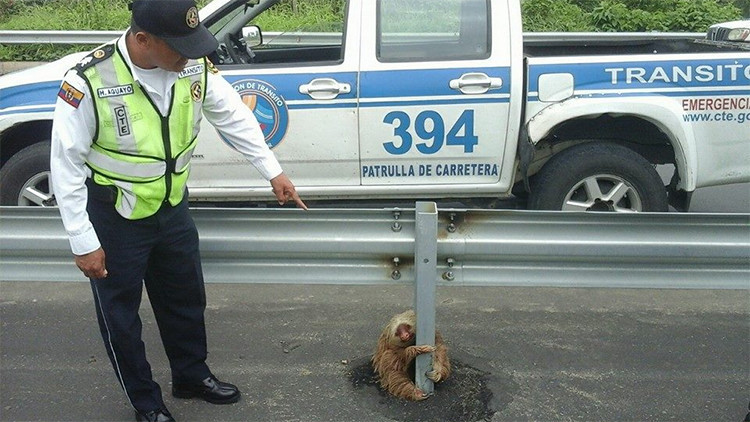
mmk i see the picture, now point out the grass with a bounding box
[0,0,743,61]
[252,0,344,32]
[0,0,211,61]
[0,0,344,61]
[2,0,459,60]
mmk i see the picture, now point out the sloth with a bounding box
[371,309,451,400]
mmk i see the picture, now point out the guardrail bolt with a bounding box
[447,212,457,233]
[392,209,402,232]
[391,257,401,280]
[442,257,455,281]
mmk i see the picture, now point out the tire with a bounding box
[0,142,55,206]
[528,142,668,212]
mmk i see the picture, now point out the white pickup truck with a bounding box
[1,0,749,212]
[706,19,750,45]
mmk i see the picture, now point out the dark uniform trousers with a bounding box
[86,184,211,413]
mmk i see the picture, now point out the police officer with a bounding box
[50,0,307,421]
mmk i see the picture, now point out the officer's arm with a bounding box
[200,68,283,181]
[50,70,105,273]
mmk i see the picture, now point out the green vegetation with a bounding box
[0,0,213,60]
[0,0,132,61]
[522,0,742,31]
[0,0,745,61]
[253,0,344,30]
[521,0,595,31]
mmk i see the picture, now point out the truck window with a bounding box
[377,0,490,62]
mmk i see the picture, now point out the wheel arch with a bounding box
[0,119,53,168]
[525,99,697,193]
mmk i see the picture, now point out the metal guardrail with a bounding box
[0,30,706,45]
[0,30,341,46]
[1,206,748,289]
[0,30,122,45]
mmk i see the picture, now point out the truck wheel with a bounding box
[0,142,56,206]
[528,142,668,212]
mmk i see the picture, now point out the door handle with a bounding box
[449,72,503,95]
[299,78,351,100]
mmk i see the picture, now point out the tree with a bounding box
[590,0,742,32]
[522,0,594,31]
[736,0,750,17]
[522,0,744,32]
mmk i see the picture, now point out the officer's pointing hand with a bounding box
[75,247,108,279]
[270,173,308,210]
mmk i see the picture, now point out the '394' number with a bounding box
[383,109,478,155]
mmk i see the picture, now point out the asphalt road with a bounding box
[1,282,748,422]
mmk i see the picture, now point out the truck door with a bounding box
[359,0,513,188]
[189,0,360,197]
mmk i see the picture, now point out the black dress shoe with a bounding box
[135,408,175,422]
[172,375,241,404]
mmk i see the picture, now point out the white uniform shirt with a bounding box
[51,35,283,256]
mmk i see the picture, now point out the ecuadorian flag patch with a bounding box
[58,82,85,108]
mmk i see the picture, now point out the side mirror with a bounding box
[242,25,263,48]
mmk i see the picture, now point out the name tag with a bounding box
[179,64,205,78]
[97,84,134,98]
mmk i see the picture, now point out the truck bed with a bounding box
[523,33,748,57]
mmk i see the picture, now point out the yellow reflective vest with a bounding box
[79,43,206,219]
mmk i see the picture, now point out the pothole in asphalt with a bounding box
[347,351,517,422]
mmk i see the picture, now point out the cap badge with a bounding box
[186,7,199,29]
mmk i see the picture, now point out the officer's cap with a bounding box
[129,0,218,59]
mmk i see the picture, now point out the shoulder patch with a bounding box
[190,81,203,102]
[75,44,116,72]
[58,81,85,108]
[206,59,220,75]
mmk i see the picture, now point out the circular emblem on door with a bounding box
[230,79,289,149]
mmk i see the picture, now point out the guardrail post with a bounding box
[414,201,438,396]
